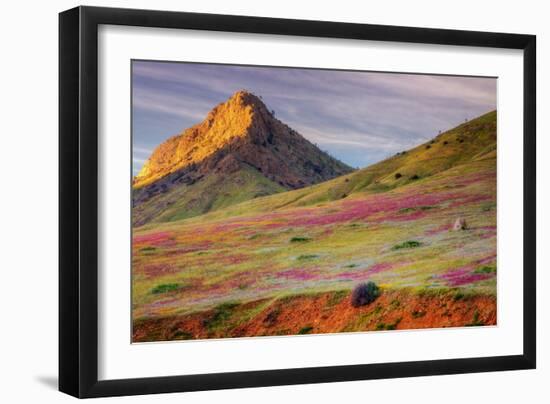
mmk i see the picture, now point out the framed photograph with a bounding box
[59,6,536,398]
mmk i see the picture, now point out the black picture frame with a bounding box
[59,6,536,398]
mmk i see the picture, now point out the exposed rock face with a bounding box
[135,90,351,189]
[133,90,353,224]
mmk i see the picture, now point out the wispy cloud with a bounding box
[132,60,496,169]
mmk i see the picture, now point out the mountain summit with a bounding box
[132,90,352,225]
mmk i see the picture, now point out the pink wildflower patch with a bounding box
[437,265,494,287]
[476,254,497,266]
[138,263,178,278]
[165,241,213,256]
[367,262,394,274]
[133,231,175,247]
[275,268,319,281]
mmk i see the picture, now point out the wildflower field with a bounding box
[132,111,497,341]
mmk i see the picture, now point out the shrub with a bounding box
[351,281,380,308]
[395,172,402,179]
[298,326,314,334]
[296,254,319,261]
[392,240,422,250]
[425,145,431,149]
[474,265,496,274]
[453,291,465,301]
[140,246,156,254]
[443,141,449,145]
[410,174,420,180]
[151,283,180,294]
[290,236,311,243]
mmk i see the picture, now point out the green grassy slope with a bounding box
[132,163,286,225]
[177,110,496,223]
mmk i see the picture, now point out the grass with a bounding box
[326,290,348,307]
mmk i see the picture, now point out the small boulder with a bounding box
[453,217,468,231]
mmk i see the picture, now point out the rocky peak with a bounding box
[133,90,351,190]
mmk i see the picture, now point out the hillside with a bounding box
[172,110,497,223]
[132,90,352,226]
[132,110,497,340]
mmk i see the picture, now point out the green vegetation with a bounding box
[376,317,402,331]
[298,326,314,334]
[290,236,311,243]
[203,302,240,331]
[326,290,348,307]
[474,265,496,274]
[150,283,181,294]
[392,240,422,250]
[466,310,484,326]
[296,254,319,261]
[453,291,466,301]
[398,206,435,213]
[172,330,193,340]
[133,164,286,225]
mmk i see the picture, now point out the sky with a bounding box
[132,60,496,176]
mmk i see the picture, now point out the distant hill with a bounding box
[133,90,352,226]
[189,110,497,221]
